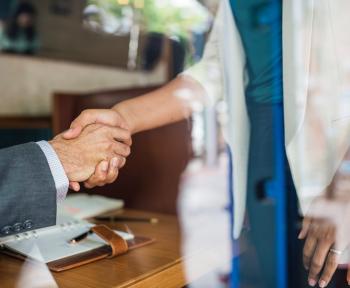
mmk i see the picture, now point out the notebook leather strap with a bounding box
[92,225,128,258]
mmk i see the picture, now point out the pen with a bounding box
[69,229,93,244]
[94,216,159,224]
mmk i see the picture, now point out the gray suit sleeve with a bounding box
[0,142,56,237]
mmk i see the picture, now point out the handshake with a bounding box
[50,109,132,190]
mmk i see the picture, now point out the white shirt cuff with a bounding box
[36,141,69,203]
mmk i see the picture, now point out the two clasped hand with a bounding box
[52,109,132,190]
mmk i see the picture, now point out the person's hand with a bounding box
[299,180,350,287]
[63,109,130,141]
[62,109,131,190]
[50,123,131,183]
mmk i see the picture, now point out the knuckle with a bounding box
[120,157,126,168]
[119,130,130,140]
[308,228,317,237]
[303,246,312,257]
[311,260,322,271]
[125,130,132,140]
[324,234,334,242]
[97,182,105,187]
[304,239,316,251]
[108,174,118,184]
[98,174,107,182]
[87,180,98,187]
[124,146,131,156]
[108,168,118,178]
[327,256,338,267]
[303,255,310,262]
[84,182,94,189]
[303,256,311,268]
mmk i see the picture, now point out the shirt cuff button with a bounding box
[1,226,12,235]
[23,220,33,230]
[13,223,23,233]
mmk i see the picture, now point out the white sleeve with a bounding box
[36,141,69,203]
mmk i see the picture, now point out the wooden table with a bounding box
[0,210,188,288]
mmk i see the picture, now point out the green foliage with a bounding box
[88,0,123,18]
[87,0,208,39]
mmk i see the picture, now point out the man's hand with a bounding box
[50,124,131,183]
[62,109,132,190]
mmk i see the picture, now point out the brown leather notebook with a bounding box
[1,225,155,272]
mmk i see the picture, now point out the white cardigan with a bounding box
[284,0,350,213]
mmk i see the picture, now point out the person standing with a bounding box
[0,2,39,55]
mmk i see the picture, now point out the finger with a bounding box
[347,263,350,286]
[85,161,109,188]
[318,249,340,287]
[109,127,132,143]
[110,142,131,158]
[303,232,318,270]
[69,181,81,192]
[299,217,311,239]
[84,161,109,189]
[308,240,333,286]
[105,158,120,184]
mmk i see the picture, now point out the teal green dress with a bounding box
[229,0,283,104]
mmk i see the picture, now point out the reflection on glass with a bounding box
[179,154,231,287]
[16,245,58,288]
[0,2,39,55]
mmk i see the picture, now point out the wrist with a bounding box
[49,139,75,179]
[113,103,137,134]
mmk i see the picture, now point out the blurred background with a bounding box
[2,1,350,288]
[0,0,224,214]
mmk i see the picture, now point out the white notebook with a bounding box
[58,193,124,220]
[0,215,133,264]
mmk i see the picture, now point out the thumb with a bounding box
[63,126,83,139]
[69,181,81,192]
[63,109,128,140]
[62,109,98,139]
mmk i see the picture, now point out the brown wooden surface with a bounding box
[0,209,187,288]
[0,116,51,129]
